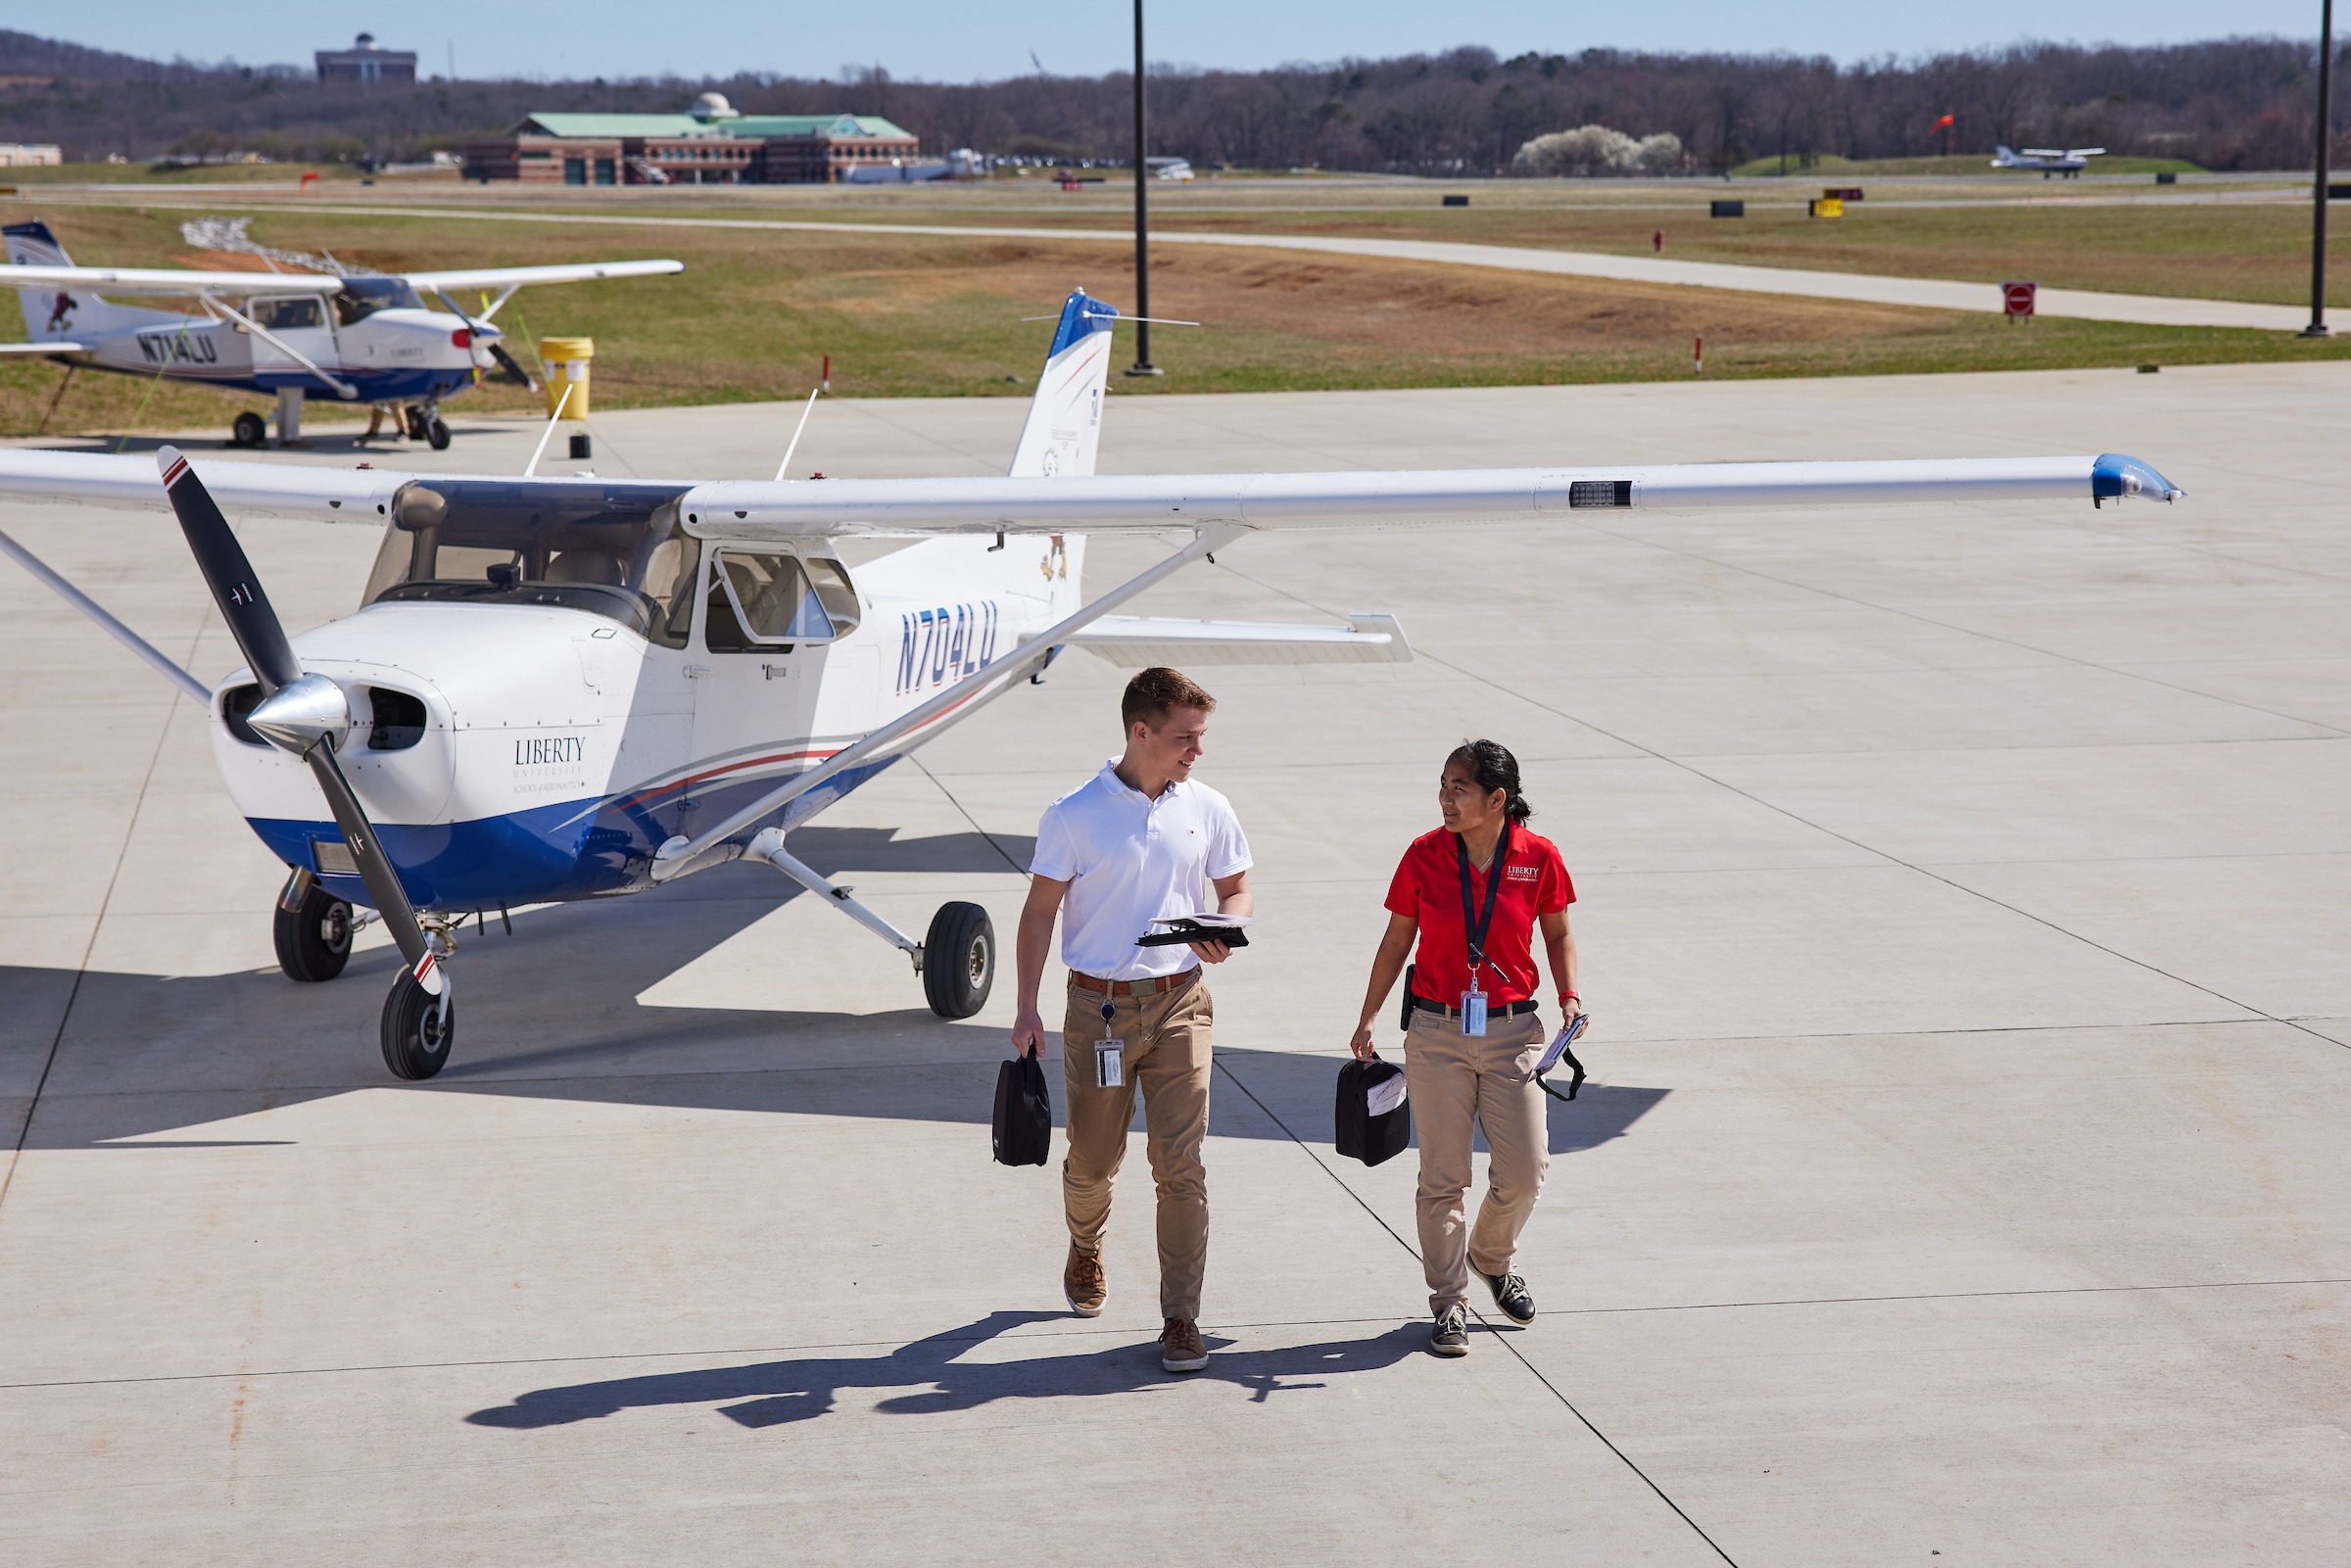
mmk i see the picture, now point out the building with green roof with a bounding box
[463,94,922,186]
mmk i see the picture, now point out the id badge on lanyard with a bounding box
[1094,1000,1124,1088]
[1456,824,1511,1038]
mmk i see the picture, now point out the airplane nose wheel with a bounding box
[922,901,995,1019]
[380,971,455,1079]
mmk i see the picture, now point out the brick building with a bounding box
[462,93,919,185]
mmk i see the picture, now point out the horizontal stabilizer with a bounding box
[0,340,88,355]
[1068,612,1412,666]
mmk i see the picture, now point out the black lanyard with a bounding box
[1455,823,1511,990]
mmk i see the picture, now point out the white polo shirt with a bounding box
[1032,759,1253,982]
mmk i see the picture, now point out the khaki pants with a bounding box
[1403,1007,1551,1314]
[1062,971,1214,1320]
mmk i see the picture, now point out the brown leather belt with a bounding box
[1069,967,1200,998]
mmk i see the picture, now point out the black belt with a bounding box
[1409,994,1541,1022]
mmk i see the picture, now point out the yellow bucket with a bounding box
[539,336,594,417]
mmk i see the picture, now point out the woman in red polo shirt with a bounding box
[1349,739,1580,1356]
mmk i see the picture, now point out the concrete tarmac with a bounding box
[3,364,2348,1564]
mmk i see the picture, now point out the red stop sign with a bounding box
[2002,281,2039,316]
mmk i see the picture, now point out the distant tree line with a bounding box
[0,28,2340,173]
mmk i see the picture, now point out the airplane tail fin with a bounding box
[1007,288,1118,478]
[4,218,160,342]
[5,220,74,339]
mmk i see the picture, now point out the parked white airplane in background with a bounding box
[0,288,2183,1080]
[3,219,683,450]
[1991,145,2107,177]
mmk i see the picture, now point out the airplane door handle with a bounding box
[683,663,710,680]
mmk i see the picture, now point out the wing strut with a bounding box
[649,520,1247,881]
[0,527,212,702]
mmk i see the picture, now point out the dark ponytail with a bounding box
[1447,738,1532,825]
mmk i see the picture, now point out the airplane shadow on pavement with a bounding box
[465,1311,1427,1431]
[6,826,1664,1161]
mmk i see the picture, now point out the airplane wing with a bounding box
[2065,147,2107,158]
[0,264,342,296]
[0,449,399,522]
[1066,612,1411,665]
[400,261,686,293]
[0,451,2183,530]
[675,454,2184,539]
[0,340,89,355]
[2020,148,2066,158]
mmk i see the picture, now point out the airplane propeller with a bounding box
[432,289,538,390]
[156,448,449,1011]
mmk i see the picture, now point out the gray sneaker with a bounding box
[1429,1306,1469,1356]
[1475,1265,1536,1323]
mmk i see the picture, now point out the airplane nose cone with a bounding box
[246,672,352,756]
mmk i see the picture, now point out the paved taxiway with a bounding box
[4,364,2349,1563]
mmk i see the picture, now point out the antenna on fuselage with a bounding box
[773,384,823,482]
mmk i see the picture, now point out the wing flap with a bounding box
[1067,612,1412,666]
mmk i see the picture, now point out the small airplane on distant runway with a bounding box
[1991,145,2107,178]
[3,219,683,450]
[0,288,2183,1082]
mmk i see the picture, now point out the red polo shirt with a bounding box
[1384,826,1574,1006]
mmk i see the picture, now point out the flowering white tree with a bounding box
[1511,125,1686,176]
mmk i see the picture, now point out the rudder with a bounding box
[1007,288,1119,478]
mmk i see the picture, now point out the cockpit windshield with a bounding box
[362,480,700,645]
[332,275,426,326]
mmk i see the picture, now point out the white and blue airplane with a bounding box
[3,219,683,450]
[1991,145,2107,178]
[0,287,2184,1079]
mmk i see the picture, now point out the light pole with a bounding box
[1127,0,1161,376]
[2305,0,2335,337]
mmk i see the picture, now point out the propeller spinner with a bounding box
[156,447,455,1073]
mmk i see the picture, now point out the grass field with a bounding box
[6,202,2348,437]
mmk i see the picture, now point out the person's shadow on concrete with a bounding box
[466,1310,1424,1431]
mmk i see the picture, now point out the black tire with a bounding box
[403,404,428,441]
[380,971,455,1080]
[922,901,995,1019]
[231,410,266,449]
[426,416,452,451]
[272,881,354,982]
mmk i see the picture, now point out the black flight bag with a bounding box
[1335,1055,1412,1166]
[992,1048,1052,1166]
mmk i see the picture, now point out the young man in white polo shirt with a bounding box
[1010,667,1253,1374]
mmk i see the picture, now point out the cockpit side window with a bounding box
[702,549,856,651]
[252,296,326,332]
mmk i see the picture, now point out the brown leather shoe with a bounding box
[1160,1316,1209,1373]
[1064,1246,1106,1317]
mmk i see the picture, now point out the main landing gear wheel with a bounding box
[231,410,267,449]
[273,881,354,982]
[425,415,452,451]
[922,901,995,1019]
[380,971,454,1080]
[403,404,429,442]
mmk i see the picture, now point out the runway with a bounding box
[3,364,2348,1563]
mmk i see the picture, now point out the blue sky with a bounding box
[44,3,2326,84]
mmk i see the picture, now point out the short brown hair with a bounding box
[1122,666,1217,732]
